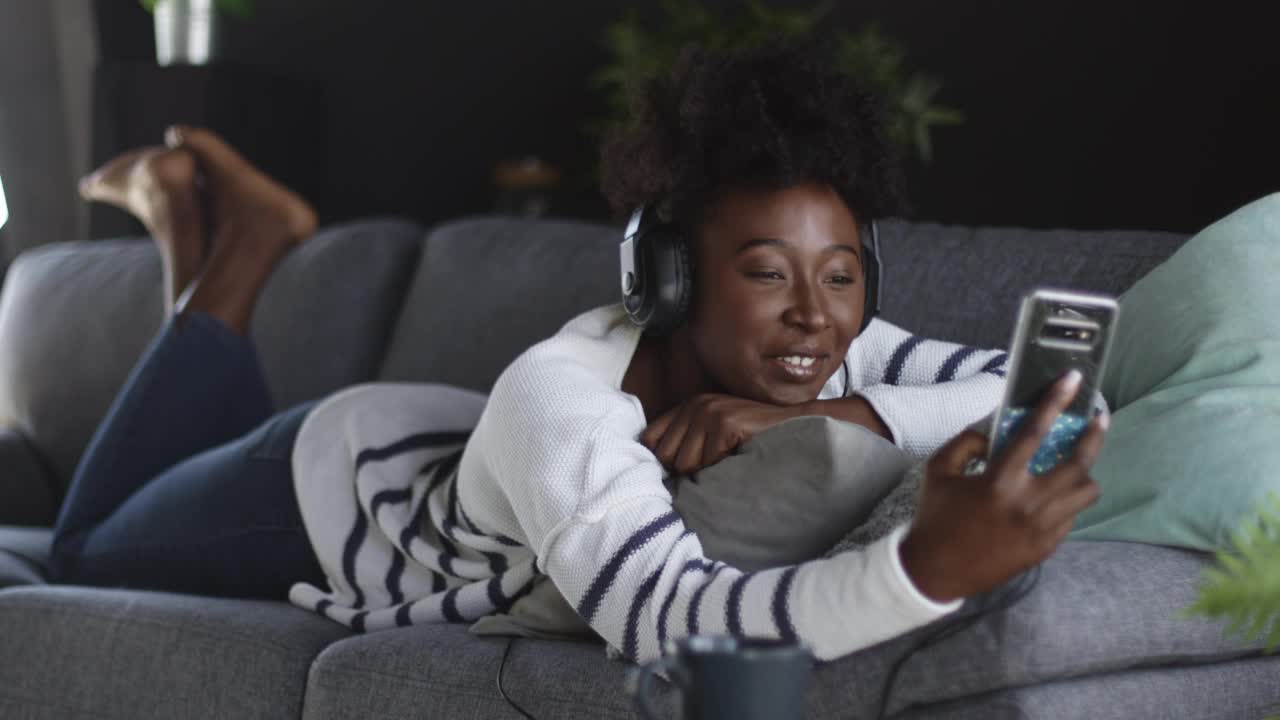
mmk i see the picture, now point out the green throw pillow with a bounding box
[1069,193,1280,551]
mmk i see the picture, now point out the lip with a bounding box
[765,352,827,384]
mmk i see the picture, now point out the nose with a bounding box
[781,278,830,332]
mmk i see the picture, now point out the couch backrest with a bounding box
[377,217,622,391]
[379,216,1189,391]
[0,212,1190,503]
[0,219,423,493]
[874,220,1188,348]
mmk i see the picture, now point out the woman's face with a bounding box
[685,181,867,406]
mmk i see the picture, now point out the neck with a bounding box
[627,328,717,421]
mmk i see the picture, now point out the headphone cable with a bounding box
[873,563,1042,719]
[498,637,539,719]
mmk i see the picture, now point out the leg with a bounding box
[51,400,327,599]
[51,312,276,556]
[56,127,322,593]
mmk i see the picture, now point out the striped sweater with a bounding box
[288,303,1009,663]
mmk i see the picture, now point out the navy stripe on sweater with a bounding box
[385,548,407,606]
[884,335,927,385]
[657,558,715,649]
[344,441,467,610]
[441,587,464,622]
[395,600,414,627]
[369,487,413,517]
[771,566,800,642]
[982,352,1009,378]
[725,573,753,638]
[936,346,981,383]
[339,500,369,609]
[577,511,681,623]
[624,566,665,661]
[687,565,729,636]
[354,431,471,470]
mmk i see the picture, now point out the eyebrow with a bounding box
[736,237,861,263]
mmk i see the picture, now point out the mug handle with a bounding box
[627,656,685,720]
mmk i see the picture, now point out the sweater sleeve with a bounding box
[480,354,962,665]
[847,319,1009,458]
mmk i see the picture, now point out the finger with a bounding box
[1024,415,1108,509]
[1034,474,1101,530]
[653,402,699,469]
[673,422,709,475]
[701,426,733,468]
[1068,413,1109,470]
[929,429,989,475]
[994,370,1083,484]
[641,405,682,449]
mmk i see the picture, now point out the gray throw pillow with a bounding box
[471,415,917,641]
[668,415,915,570]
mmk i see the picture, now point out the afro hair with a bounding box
[600,42,906,230]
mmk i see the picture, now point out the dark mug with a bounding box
[627,635,813,720]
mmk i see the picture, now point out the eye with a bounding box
[827,274,856,285]
[745,270,784,281]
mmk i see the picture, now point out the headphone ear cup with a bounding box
[643,229,694,336]
[859,241,881,334]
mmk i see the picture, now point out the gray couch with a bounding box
[0,215,1276,719]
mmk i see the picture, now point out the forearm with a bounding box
[546,499,961,663]
[799,396,894,442]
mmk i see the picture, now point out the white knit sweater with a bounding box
[289,303,1010,663]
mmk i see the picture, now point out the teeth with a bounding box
[780,356,816,368]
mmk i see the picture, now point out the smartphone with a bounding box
[987,288,1119,475]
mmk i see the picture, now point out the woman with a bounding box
[50,43,1106,664]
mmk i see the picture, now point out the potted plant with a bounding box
[591,0,963,164]
[139,0,254,66]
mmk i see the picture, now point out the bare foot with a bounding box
[78,146,206,312]
[166,125,317,250]
[164,125,318,334]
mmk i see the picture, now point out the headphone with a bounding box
[619,206,883,337]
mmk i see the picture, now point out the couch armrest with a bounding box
[0,427,57,526]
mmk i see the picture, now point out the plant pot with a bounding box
[153,0,221,66]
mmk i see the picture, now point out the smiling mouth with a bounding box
[767,354,826,382]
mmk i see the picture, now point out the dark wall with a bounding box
[94,0,1279,234]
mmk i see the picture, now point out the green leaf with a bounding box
[588,1,964,165]
[217,0,254,20]
[1184,491,1280,653]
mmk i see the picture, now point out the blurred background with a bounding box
[1,0,1277,275]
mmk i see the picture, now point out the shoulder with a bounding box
[485,303,645,435]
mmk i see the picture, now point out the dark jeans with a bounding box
[48,312,328,600]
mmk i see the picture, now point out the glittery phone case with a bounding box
[988,288,1119,475]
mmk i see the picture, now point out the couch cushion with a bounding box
[0,586,351,719]
[0,525,51,588]
[304,541,1272,719]
[302,623,631,720]
[901,653,1280,720]
[0,218,423,496]
[378,217,619,391]
[876,220,1187,349]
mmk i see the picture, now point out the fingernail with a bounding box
[1062,369,1083,391]
[1099,412,1111,430]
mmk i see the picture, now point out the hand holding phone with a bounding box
[900,371,1110,603]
